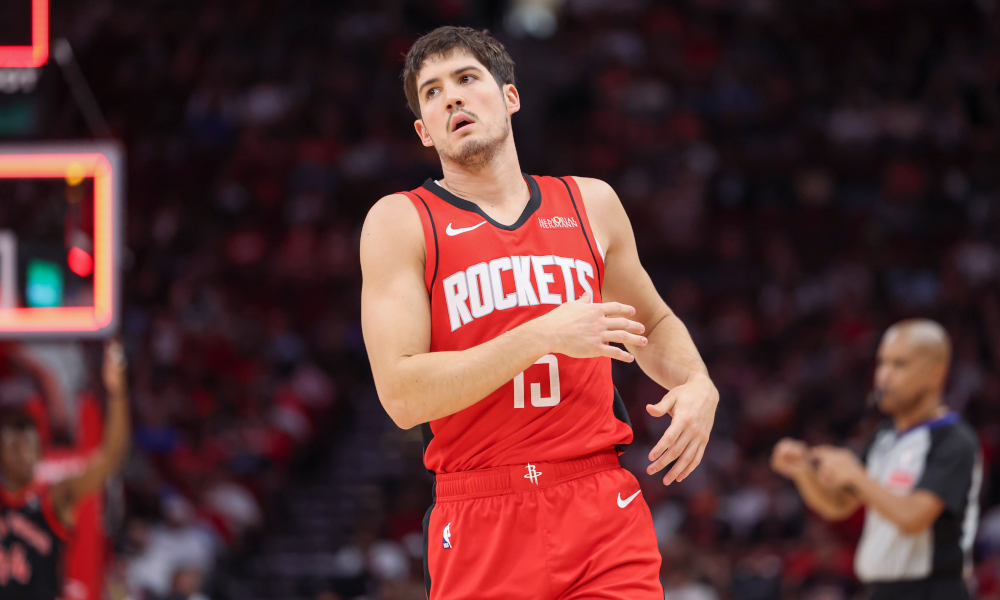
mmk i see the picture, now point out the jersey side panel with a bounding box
[400,191,438,294]
[549,175,632,450]
[557,176,606,289]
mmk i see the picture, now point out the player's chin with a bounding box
[452,130,480,143]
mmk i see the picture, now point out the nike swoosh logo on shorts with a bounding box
[617,490,641,508]
[446,221,488,236]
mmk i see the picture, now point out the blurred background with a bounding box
[1,0,1000,599]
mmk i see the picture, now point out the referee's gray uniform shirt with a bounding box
[854,412,981,585]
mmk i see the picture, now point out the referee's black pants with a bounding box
[866,578,971,600]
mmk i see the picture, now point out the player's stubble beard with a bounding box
[437,110,511,169]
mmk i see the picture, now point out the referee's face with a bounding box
[874,335,946,415]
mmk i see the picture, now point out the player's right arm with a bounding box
[360,194,648,430]
[771,438,861,521]
[50,340,131,527]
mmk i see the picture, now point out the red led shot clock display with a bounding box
[0,0,49,68]
[0,143,124,338]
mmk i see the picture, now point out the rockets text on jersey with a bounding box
[399,174,633,474]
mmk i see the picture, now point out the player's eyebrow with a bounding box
[418,65,483,94]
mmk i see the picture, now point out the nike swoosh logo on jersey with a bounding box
[617,490,641,508]
[446,221,488,236]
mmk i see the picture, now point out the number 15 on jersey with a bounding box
[513,354,560,408]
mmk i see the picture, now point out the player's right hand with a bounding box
[103,338,128,397]
[770,438,810,479]
[532,291,647,362]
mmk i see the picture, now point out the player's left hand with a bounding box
[645,374,719,485]
[812,445,865,489]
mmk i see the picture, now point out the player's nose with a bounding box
[444,89,464,111]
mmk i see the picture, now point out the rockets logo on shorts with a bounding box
[524,463,543,485]
[443,523,453,549]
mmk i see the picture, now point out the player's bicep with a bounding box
[360,195,431,401]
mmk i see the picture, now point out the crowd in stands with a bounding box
[2,0,998,598]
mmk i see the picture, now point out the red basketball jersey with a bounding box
[400,174,633,474]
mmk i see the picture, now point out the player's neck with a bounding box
[893,394,947,432]
[438,141,528,217]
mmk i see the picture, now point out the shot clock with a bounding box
[0,143,124,338]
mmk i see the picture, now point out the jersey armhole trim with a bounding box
[40,488,72,542]
[557,176,604,291]
[403,190,439,303]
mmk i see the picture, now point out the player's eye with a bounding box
[460,75,474,83]
[426,88,438,99]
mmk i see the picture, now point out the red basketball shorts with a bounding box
[422,449,663,599]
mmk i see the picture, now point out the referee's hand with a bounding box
[771,438,810,479]
[812,445,865,489]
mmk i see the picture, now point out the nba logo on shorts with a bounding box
[443,523,453,549]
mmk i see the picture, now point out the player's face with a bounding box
[873,335,944,416]
[0,428,39,486]
[413,51,520,168]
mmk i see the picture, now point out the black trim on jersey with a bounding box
[420,173,542,231]
[422,481,437,597]
[413,192,440,306]
[557,177,603,290]
[868,579,971,600]
[612,388,632,454]
[421,423,435,458]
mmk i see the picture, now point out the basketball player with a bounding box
[771,320,980,600]
[0,340,129,600]
[360,27,719,598]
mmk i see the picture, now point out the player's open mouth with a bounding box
[451,115,476,133]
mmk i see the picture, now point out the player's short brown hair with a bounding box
[0,408,37,444]
[402,26,516,118]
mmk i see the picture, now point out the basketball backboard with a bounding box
[0,142,124,338]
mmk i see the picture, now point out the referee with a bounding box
[771,319,982,600]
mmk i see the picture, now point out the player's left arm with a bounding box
[49,340,131,527]
[574,177,719,485]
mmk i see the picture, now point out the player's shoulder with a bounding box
[360,193,425,263]
[560,176,626,223]
[365,192,417,223]
[363,193,421,237]
[563,176,618,202]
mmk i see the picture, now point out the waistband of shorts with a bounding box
[433,449,621,501]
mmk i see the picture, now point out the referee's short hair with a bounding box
[884,319,951,364]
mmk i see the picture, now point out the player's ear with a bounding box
[504,84,520,116]
[414,119,435,148]
[931,360,949,390]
